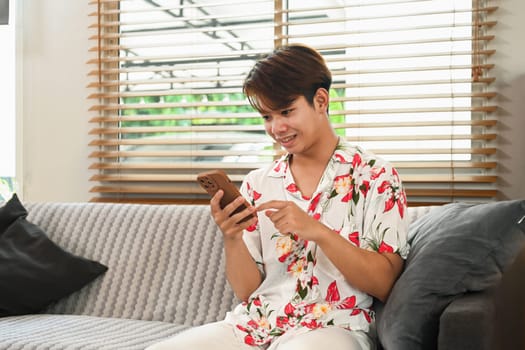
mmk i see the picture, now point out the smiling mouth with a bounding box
[278,135,296,144]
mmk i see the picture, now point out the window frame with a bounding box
[87,0,498,205]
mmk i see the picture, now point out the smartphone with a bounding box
[197,169,255,224]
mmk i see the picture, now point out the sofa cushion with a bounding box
[0,194,108,317]
[377,199,525,350]
[0,314,188,350]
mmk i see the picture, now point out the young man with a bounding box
[147,44,408,350]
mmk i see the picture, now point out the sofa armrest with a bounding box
[438,290,494,350]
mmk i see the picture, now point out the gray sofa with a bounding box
[0,200,522,350]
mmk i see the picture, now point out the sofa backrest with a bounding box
[24,202,434,326]
[406,205,434,227]
[25,202,238,327]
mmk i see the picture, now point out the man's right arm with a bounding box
[210,192,261,302]
[223,236,262,302]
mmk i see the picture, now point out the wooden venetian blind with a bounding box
[88,0,498,205]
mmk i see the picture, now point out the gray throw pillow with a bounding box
[377,199,525,350]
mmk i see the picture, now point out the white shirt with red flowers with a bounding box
[224,140,409,348]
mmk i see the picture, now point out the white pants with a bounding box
[145,321,375,350]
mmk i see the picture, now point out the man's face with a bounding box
[259,95,325,155]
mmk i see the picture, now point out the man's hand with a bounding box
[256,200,327,241]
[210,190,257,241]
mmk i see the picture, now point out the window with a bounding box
[88,0,497,205]
[0,0,17,202]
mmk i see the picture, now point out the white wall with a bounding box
[20,0,93,202]
[18,0,525,202]
[0,1,15,178]
[493,0,525,200]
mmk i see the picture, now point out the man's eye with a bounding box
[281,109,292,116]
[262,115,270,121]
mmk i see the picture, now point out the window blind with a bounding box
[88,0,498,206]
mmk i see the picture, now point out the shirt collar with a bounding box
[268,153,291,178]
[268,139,358,179]
[332,141,355,164]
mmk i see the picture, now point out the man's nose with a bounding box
[271,117,287,134]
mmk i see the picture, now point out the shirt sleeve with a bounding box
[239,175,265,276]
[361,162,410,259]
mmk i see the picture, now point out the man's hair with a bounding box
[243,44,332,114]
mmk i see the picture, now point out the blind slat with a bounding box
[89,103,498,114]
[88,133,497,147]
[91,20,497,40]
[88,90,497,102]
[91,32,496,51]
[87,49,496,77]
[87,77,496,90]
[89,147,497,159]
[89,119,497,135]
[88,161,497,170]
[87,36,495,61]
[90,5,497,22]
[89,174,498,184]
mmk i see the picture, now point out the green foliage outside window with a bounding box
[120,88,346,138]
[0,177,16,202]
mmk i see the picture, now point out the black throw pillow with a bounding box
[0,193,27,233]
[0,194,108,317]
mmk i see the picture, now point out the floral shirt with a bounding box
[224,140,409,348]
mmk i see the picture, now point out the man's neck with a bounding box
[291,133,339,168]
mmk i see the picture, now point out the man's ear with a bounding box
[314,88,329,111]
